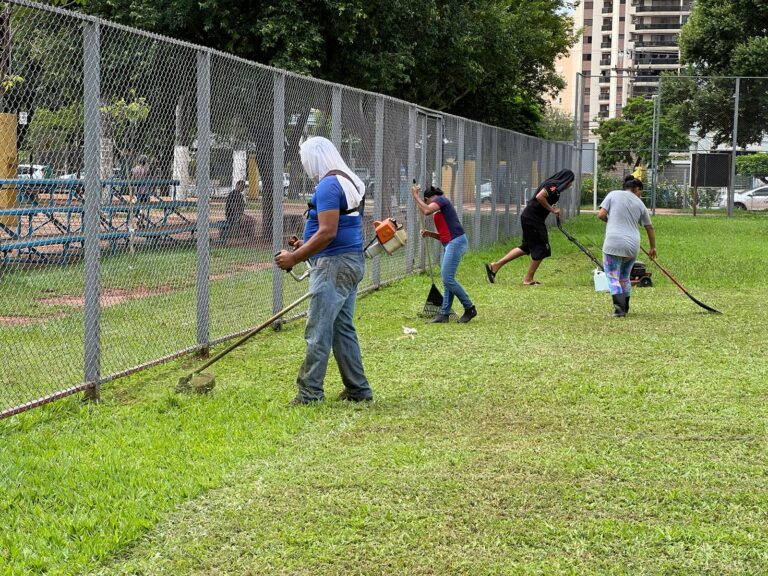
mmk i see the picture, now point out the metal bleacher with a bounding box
[0,178,204,266]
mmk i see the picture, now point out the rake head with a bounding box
[419,283,458,320]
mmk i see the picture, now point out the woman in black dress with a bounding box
[484,169,574,285]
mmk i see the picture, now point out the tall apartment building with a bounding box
[572,0,692,140]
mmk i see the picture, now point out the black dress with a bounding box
[518,184,560,261]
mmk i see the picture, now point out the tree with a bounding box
[100,89,150,174]
[592,97,689,171]
[66,0,576,134]
[538,108,574,142]
[736,152,768,184]
[672,0,768,147]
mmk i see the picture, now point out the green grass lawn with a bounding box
[1,213,767,575]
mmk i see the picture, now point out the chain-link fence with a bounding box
[576,72,768,214]
[0,0,577,419]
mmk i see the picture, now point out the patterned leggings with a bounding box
[603,253,635,296]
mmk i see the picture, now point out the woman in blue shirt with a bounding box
[411,184,477,324]
[275,137,373,405]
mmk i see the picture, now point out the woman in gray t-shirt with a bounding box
[598,178,657,317]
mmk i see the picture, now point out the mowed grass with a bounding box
[1,213,767,575]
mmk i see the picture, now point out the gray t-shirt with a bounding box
[600,190,652,258]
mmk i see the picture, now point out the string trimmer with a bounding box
[176,257,312,394]
[176,291,311,394]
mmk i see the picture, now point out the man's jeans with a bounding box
[296,252,372,402]
[441,234,473,315]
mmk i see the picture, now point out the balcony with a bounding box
[601,41,612,48]
[602,24,613,30]
[634,56,679,65]
[602,5,614,12]
[598,110,609,118]
[600,58,612,66]
[632,85,658,95]
[634,22,682,30]
[599,93,610,100]
[635,4,690,12]
[599,76,611,83]
[632,40,678,47]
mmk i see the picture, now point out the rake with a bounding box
[640,247,722,314]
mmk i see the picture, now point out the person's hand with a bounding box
[274,250,296,270]
[411,184,421,198]
[288,235,303,249]
[648,247,657,260]
[551,207,561,217]
[420,229,430,238]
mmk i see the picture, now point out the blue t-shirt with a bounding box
[303,176,363,257]
[432,196,464,243]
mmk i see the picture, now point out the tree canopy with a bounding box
[56,0,576,134]
[736,152,768,184]
[670,0,768,147]
[592,97,689,171]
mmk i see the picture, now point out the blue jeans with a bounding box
[296,252,372,402]
[440,234,473,315]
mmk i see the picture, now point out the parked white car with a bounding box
[17,164,50,179]
[480,179,493,203]
[719,186,768,210]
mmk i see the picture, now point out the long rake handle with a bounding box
[423,215,438,284]
[640,247,722,314]
[639,247,685,291]
[556,217,603,271]
[192,292,312,375]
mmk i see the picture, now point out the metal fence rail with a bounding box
[0,0,577,419]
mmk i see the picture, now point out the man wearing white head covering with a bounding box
[275,137,373,404]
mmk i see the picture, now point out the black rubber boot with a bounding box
[612,294,626,317]
[430,314,450,323]
[625,295,630,314]
[458,306,477,323]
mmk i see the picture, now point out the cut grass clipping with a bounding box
[1,213,767,575]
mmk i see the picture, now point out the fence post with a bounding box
[515,136,523,229]
[650,76,662,216]
[456,120,465,222]
[82,21,101,401]
[419,115,428,271]
[473,125,482,249]
[331,86,342,149]
[504,133,511,239]
[406,106,417,274]
[372,96,384,287]
[728,77,740,219]
[490,128,498,243]
[272,72,286,313]
[573,73,582,206]
[592,142,599,212]
[195,50,211,355]
[434,117,443,188]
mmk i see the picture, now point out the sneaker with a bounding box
[430,314,450,323]
[458,306,477,323]
[338,389,373,403]
[288,395,321,406]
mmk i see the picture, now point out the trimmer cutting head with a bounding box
[176,372,216,394]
